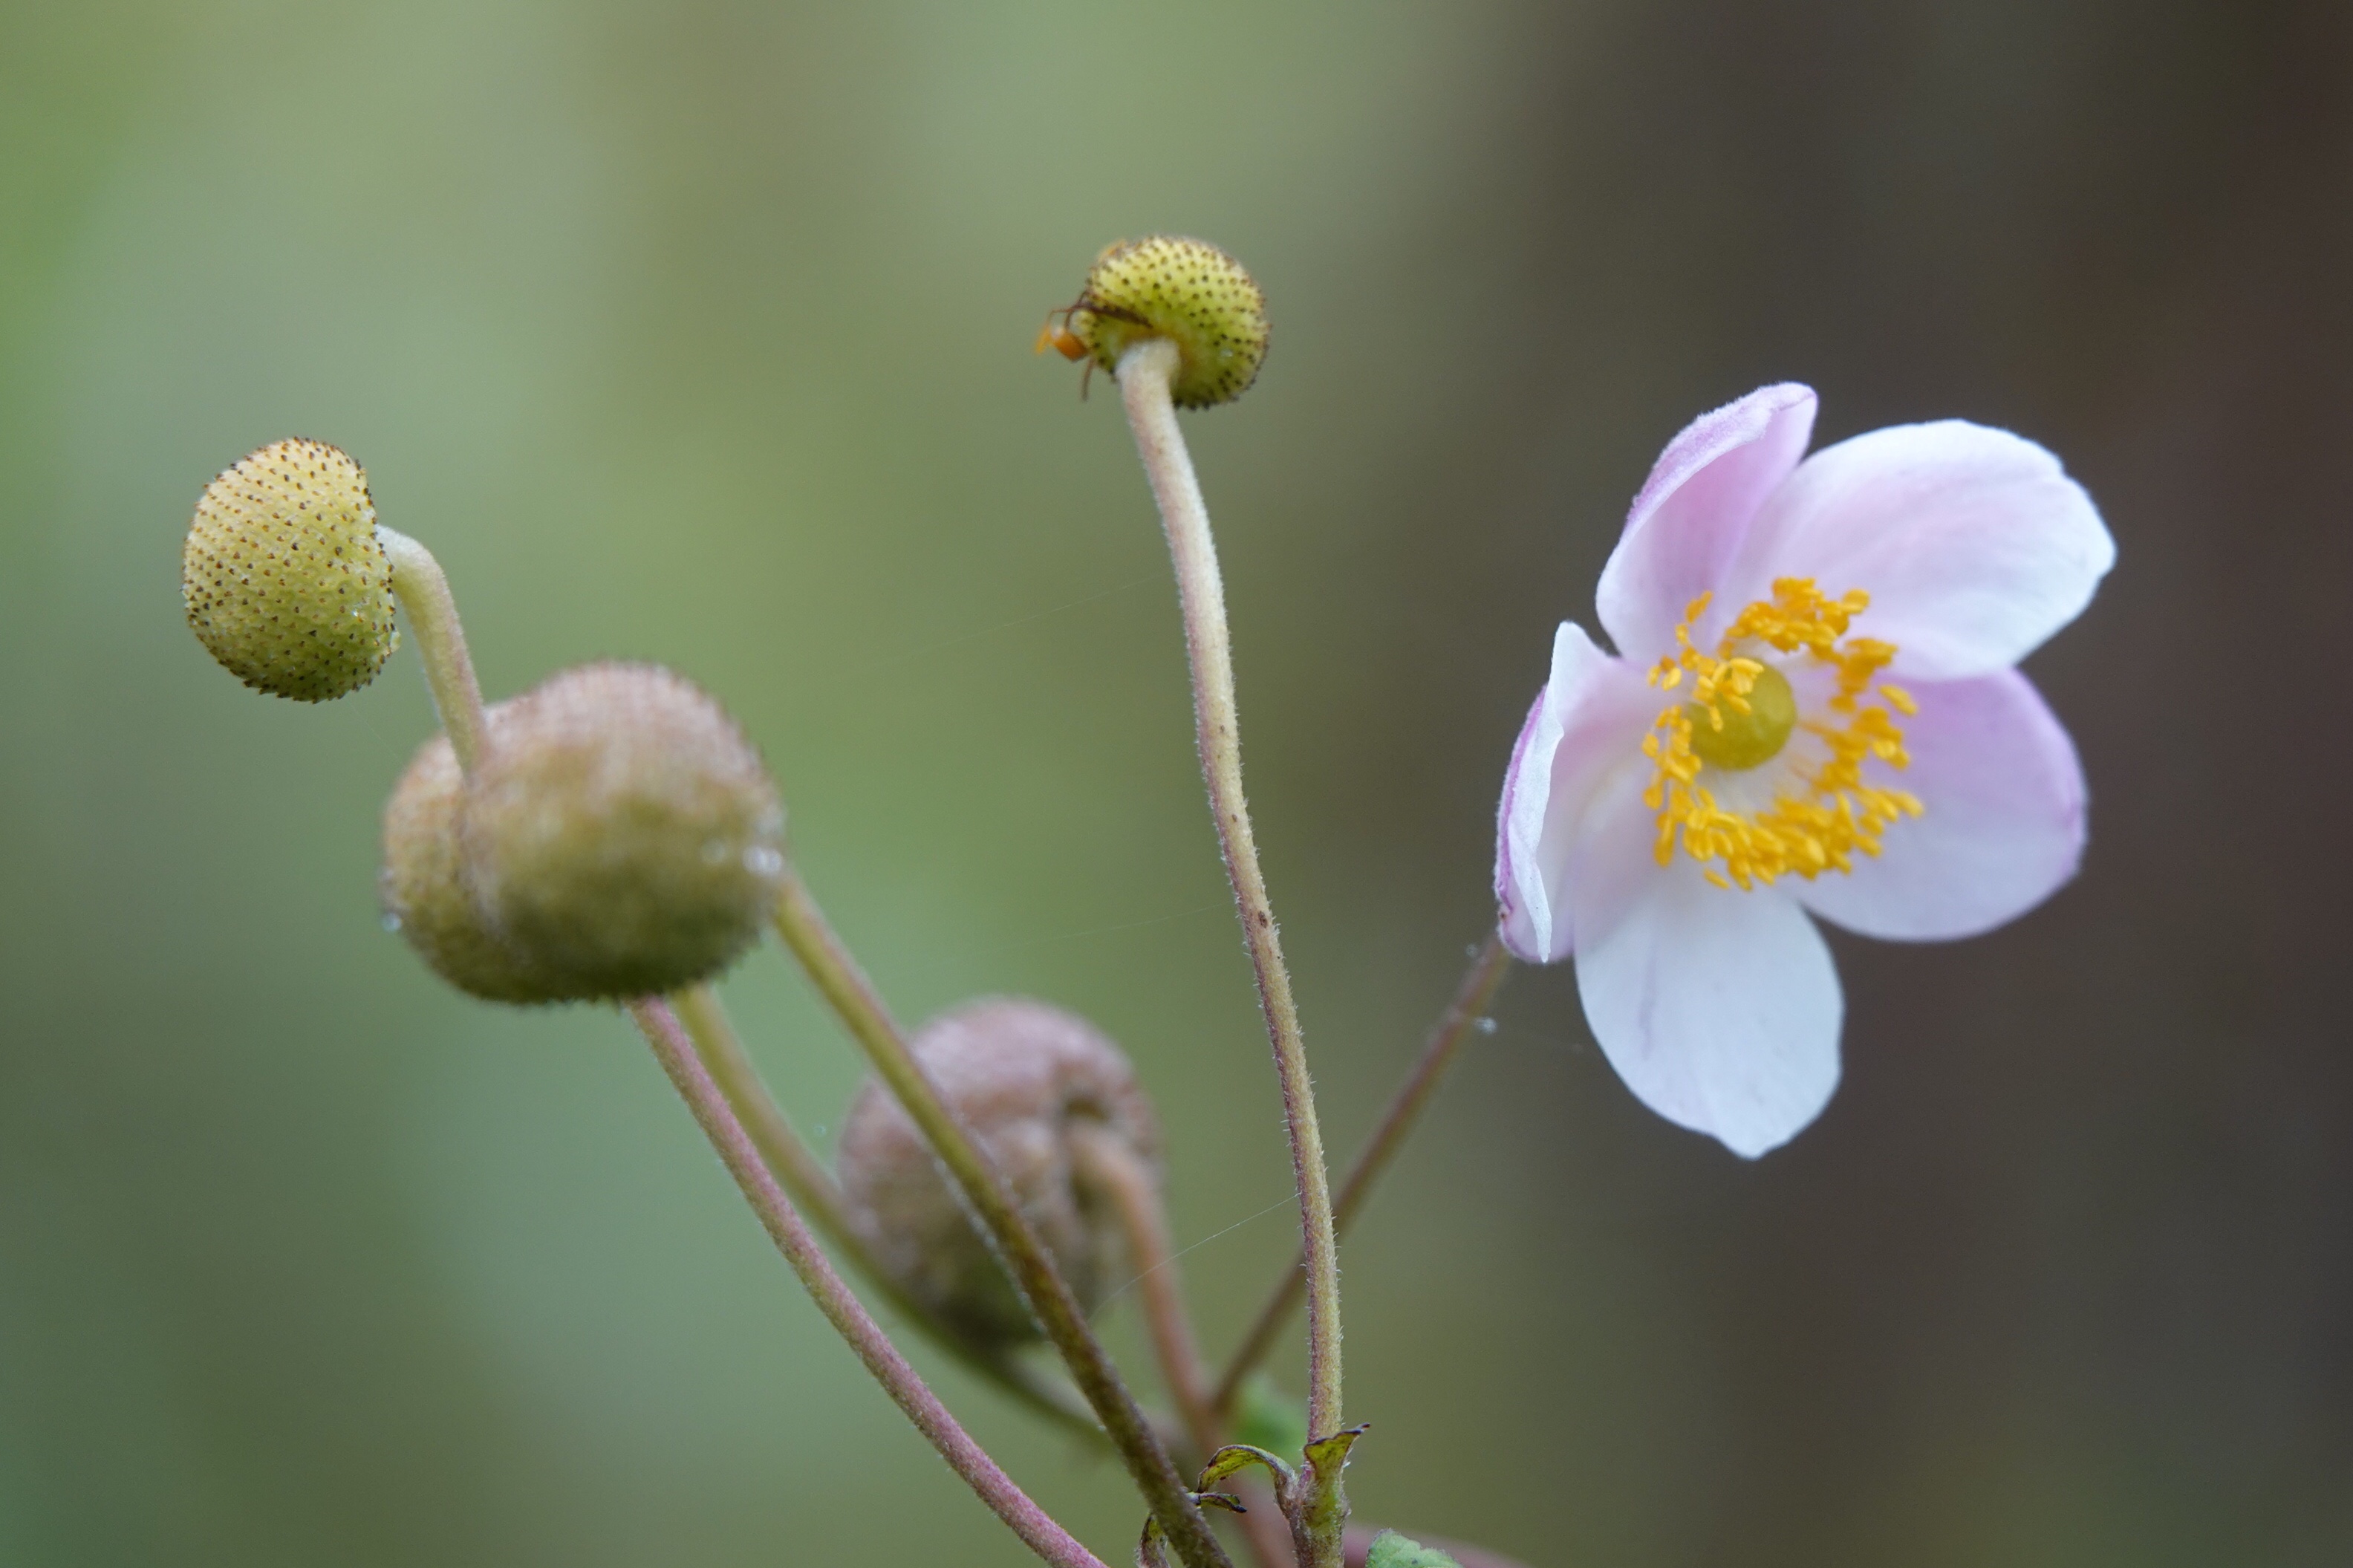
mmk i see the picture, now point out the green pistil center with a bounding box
[1685,662,1797,772]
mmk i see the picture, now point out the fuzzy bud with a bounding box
[379,729,564,1005]
[836,998,1162,1345]
[183,437,399,701]
[456,663,787,1001]
[1052,235,1270,409]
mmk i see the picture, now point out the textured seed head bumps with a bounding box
[183,438,399,701]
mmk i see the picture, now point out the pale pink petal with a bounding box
[1568,816,1843,1158]
[1719,420,2114,680]
[1496,623,1657,963]
[1596,384,1818,664]
[1794,669,2086,941]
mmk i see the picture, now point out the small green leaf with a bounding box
[1198,1443,1295,1500]
[1232,1374,1310,1461]
[1298,1424,1370,1561]
[1364,1529,1462,1568]
[1301,1423,1366,1477]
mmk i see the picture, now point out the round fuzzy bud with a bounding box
[1064,236,1269,409]
[836,998,1162,1346]
[460,663,786,1001]
[183,437,399,701]
[379,729,563,1006]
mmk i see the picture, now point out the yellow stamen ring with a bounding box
[1641,578,1924,891]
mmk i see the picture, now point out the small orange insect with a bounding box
[1035,304,1097,396]
[1032,312,1088,362]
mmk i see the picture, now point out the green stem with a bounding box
[1212,933,1513,1418]
[1070,1125,1296,1568]
[1114,340,1342,1498]
[671,983,1106,1440]
[627,998,1108,1568]
[377,527,487,772]
[770,866,1234,1568]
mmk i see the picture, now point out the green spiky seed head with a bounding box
[460,663,786,1001]
[380,728,564,1006]
[183,437,399,701]
[836,998,1161,1345]
[1062,235,1269,408]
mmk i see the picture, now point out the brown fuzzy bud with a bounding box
[457,663,787,1001]
[379,729,564,1005]
[836,998,1162,1345]
[182,437,400,701]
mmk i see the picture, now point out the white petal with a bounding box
[1794,669,2086,941]
[1496,623,1656,963]
[1719,420,2114,680]
[1571,833,1843,1157]
[1596,385,1818,664]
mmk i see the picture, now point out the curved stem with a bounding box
[627,997,1107,1568]
[1068,1123,1217,1461]
[770,868,1234,1568]
[1114,342,1343,1450]
[1071,1127,1297,1568]
[377,527,488,772]
[672,985,1106,1439]
[1212,934,1513,1417]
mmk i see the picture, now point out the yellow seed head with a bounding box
[836,998,1161,1346]
[182,437,399,701]
[460,663,787,1001]
[1058,235,1269,408]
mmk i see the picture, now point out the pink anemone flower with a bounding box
[1495,383,2114,1157]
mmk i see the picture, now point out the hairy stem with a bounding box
[770,867,1234,1568]
[1212,934,1513,1417]
[377,527,487,772]
[1070,1125,1295,1568]
[627,997,1107,1568]
[1068,1123,1217,1460]
[1114,341,1343,1471]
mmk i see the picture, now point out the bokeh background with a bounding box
[3,2,2349,1564]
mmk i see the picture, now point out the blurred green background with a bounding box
[3,1,2349,1564]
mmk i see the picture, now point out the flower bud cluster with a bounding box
[837,998,1162,1346]
[381,663,787,1003]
